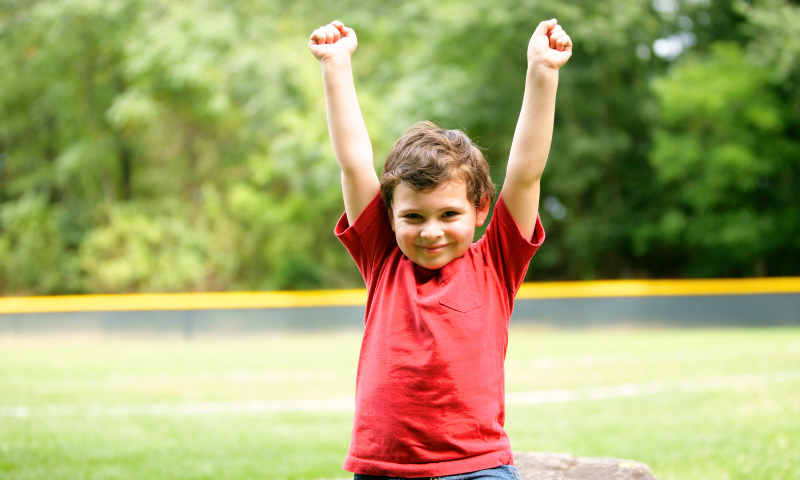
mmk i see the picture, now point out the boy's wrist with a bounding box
[320,53,353,69]
[526,63,560,82]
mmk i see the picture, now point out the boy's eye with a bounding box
[404,213,422,219]
[442,211,459,218]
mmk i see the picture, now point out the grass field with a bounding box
[1,326,799,480]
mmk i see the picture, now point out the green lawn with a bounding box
[1,327,799,479]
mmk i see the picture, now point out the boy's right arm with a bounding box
[309,21,380,225]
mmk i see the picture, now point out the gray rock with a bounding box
[317,453,657,480]
[514,452,658,480]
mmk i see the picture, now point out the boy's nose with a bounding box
[420,222,443,240]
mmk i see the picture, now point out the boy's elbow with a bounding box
[335,146,373,170]
[520,176,542,193]
[508,167,544,190]
[338,155,375,177]
[340,162,378,186]
[526,169,545,184]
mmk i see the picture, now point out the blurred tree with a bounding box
[0,0,363,293]
[0,0,133,293]
[645,42,800,277]
[0,0,797,295]
[360,0,672,279]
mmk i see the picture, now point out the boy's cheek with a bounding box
[396,229,422,255]
[395,227,414,245]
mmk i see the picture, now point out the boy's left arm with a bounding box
[501,19,572,240]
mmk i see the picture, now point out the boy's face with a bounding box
[389,181,490,270]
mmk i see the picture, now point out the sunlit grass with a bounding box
[1,327,799,479]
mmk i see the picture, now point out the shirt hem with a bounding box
[343,450,514,477]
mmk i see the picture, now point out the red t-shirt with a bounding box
[335,193,544,477]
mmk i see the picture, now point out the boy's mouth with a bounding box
[416,243,449,255]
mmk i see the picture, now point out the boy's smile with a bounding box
[389,181,490,270]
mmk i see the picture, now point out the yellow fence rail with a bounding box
[515,277,800,299]
[1,277,799,314]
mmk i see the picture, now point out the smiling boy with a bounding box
[309,18,572,480]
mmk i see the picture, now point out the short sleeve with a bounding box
[475,194,545,296]
[335,193,397,284]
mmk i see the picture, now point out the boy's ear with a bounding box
[475,195,491,227]
[388,209,395,231]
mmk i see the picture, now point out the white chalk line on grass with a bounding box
[3,371,799,418]
[1,398,356,418]
[508,343,799,371]
[1,369,350,386]
[505,370,800,405]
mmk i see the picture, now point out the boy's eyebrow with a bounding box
[395,208,420,216]
[396,205,466,215]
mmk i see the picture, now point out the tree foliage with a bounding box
[0,0,798,294]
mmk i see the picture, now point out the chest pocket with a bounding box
[438,258,482,313]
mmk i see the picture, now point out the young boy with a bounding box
[309,18,572,479]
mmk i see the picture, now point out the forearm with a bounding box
[321,55,380,222]
[321,56,374,179]
[497,19,570,238]
[506,66,559,187]
[309,21,379,222]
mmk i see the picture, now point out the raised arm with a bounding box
[309,21,380,224]
[501,19,572,239]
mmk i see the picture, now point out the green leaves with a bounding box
[648,39,799,277]
[0,0,797,294]
[79,202,232,293]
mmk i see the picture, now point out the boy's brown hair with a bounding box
[380,121,496,210]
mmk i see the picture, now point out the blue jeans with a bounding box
[354,464,521,480]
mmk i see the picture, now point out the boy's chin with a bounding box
[411,259,450,270]
[406,252,458,271]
